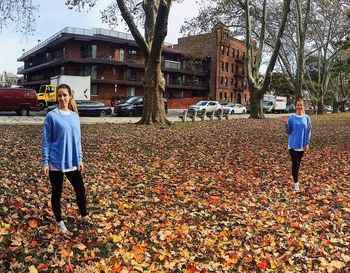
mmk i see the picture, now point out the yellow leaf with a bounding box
[270,259,277,269]
[111,234,122,243]
[74,243,86,250]
[342,207,350,212]
[28,265,38,273]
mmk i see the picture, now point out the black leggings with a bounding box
[289,149,304,183]
[49,169,87,222]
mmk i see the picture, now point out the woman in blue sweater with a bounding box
[42,84,89,233]
[283,99,312,191]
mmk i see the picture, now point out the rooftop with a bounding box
[20,27,175,60]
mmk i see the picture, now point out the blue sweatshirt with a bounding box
[285,114,312,149]
[42,109,82,170]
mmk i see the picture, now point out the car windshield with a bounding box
[124,96,140,104]
[262,100,273,107]
[226,103,236,107]
[196,101,208,106]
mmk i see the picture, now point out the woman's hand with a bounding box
[282,117,288,125]
[304,146,309,152]
[79,163,84,172]
[42,166,49,176]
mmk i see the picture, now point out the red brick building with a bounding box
[175,23,249,105]
[18,25,249,108]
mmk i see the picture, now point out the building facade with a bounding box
[18,25,249,108]
[175,23,249,106]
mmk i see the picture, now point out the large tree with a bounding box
[271,0,312,101]
[304,0,350,114]
[0,0,38,35]
[181,0,292,119]
[67,0,178,125]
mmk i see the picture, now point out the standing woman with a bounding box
[283,99,312,191]
[42,84,89,233]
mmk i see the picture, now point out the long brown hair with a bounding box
[57,84,78,113]
[296,99,305,115]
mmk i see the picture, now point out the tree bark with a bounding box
[138,54,168,125]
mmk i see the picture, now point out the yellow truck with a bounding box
[37,75,91,110]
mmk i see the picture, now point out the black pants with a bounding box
[49,169,87,222]
[289,149,304,183]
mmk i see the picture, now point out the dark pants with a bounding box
[289,149,304,183]
[49,169,87,222]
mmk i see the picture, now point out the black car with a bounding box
[114,96,168,117]
[47,100,112,117]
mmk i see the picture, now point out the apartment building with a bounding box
[175,23,249,105]
[17,24,249,108]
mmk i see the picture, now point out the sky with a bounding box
[0,0,199,75]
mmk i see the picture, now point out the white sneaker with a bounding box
[56,221,68,233]
[80,215,95,226]
[294,182,300,191]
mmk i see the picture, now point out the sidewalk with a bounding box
[0,109,287,125]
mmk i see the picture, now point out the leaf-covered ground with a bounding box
[0,113,350,273]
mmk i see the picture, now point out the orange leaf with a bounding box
[209,197,220,204]
[257,261,268,270]
[61,249,70,259]
[37,263,47,270]
[65,264,74,272]
[30,240,39,247]
[28,219,38,228]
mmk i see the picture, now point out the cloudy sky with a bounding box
[0,0,199,74]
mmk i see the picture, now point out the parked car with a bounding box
[0,88,38,116]
[188,100,222,114]
[323,105,333,113]
[222,102,247,114]
[47,100,112,117]
[305,105,315,115]
[286,103,295,113]
[114,96,168,117]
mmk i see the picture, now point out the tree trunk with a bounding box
[138,56,169,125]
[317,95,324,115]
[249,86,264,119]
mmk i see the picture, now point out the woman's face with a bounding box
[57,88,71,109]
[296,101,304,112]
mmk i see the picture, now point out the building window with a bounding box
[127,86,136,97]
[225,77,228,87]
[127,49,137,61]
[91,84,98,96]
[226,47,230,56]
[219,92,223,100]
[221,61,224,72]
[225,62,228,72]
[220,77,224,85]
[221,46,225,55]
[230,78,233,86]
[236,50,240,59]
[80,44,97,58]
[231,64,234,73]
[127,68,137,81]
[232,48,235,57]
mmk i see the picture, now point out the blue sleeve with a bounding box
[77,115,83,163]
[285,116,293,135]
[42,114,53,167]
[306,115,312,146]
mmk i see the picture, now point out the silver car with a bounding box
[188,100,222,113]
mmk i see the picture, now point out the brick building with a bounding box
[175,23,249,105]
[17,25,249,108]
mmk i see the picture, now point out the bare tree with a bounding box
[66,0,180,125]
[271,0,312,101]
[304,0,350,114]
[0,0,39,35]
[181,0,292,119]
